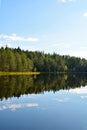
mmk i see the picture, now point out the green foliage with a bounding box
[0,47,33,72]
[0,46,87,72]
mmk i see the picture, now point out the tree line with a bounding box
[0,46,87,72]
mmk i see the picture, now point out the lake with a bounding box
[0,73,87,130]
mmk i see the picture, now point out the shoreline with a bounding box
[0,72,41,76]
[0,71,87,76]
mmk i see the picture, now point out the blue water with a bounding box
[0,87,87,130]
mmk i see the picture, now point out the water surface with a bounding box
[0,74,87,130]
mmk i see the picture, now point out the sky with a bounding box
[0,0,87,59]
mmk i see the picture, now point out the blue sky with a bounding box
[0,0,87,59]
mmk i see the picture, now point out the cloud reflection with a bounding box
[0,103,39,111]
[54,98,70,103]
[69,86,87,94]
[80,96,87,99]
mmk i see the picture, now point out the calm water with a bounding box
[0,74,87,130]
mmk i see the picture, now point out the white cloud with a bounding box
[80,46,87,50]
[0,103,39,111]
[0,33,39,42]
[58,0,76,3]
[83,12,87,17]
[69,50,87,59]
[60,0,66,3]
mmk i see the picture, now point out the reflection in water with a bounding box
[0,74,87,130]
[53,97,70,103]
[0,73,87,100]
[0,102,39,111]
[69,86,87,94]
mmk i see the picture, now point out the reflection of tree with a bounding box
[0,75,34,100]
[0,73,87,100]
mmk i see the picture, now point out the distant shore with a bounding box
[0,72,41,76]
[0,71,87,76]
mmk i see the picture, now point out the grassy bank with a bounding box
[0,72,41,76]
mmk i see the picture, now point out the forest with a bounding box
[0,46,87,72]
